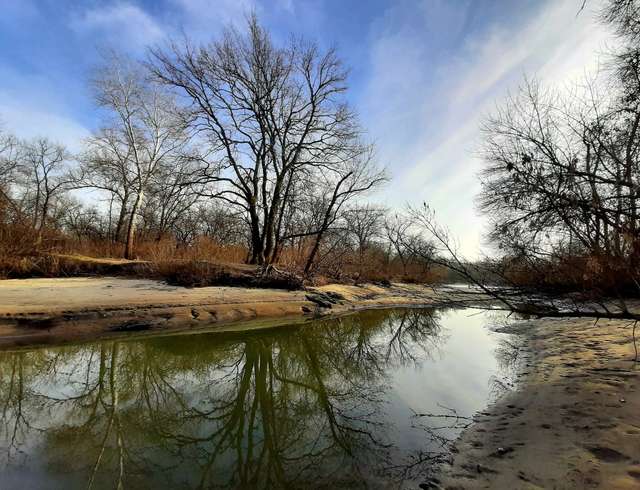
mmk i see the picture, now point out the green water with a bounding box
[0,308,519,489]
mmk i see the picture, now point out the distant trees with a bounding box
[20,138,72,236]
[0,129,20,220]
[384,213,436,277]
[0,134,72,234]
[141,159,203,242]
[343,204,386,276]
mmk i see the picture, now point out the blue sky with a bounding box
[0,0,613,256]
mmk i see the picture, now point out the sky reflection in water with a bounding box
[0,307,520,489]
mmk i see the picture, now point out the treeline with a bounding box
[6,2,636,293]
[476,0,640,294]
[0,17,442,284]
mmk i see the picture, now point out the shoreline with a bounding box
[0,277,484,349]
[436,315,640,489]
[5,276,639,488]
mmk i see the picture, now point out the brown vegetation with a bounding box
[0,202,445,287]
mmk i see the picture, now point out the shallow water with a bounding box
[0,307,519,489]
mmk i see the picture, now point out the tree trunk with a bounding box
[614,162,623,256]
[262,179,285,265]
[304,229,325,274]
[115,191,129,243]
[248,207,264,265]
[33,194,51,246]
[124,189,144,260]
[625,111,640,263]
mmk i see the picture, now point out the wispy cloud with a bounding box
[169,0,255,38]
[0,96,90,152]
[70,2,165,51]
[363,0,613,256]
[0,65,90,150]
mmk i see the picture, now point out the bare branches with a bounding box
[82,52,196,257]
[148,16,381,266]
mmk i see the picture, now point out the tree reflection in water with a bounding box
[0,308,515,489]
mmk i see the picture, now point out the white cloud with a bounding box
[0,99,89,152]
[0,66,90,151]
[70,2,165,51]
[170,0,256,38]
[363,0,614,257]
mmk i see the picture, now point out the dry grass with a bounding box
[0,254,147,279]
[150,260,304,289]
[60,236,248,264]
[502,253,639,297]
[0,224,441,288]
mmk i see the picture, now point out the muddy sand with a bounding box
[0,277,480,348]
[438,316,640,489]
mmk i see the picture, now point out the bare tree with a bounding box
[87,53,194,258]
[18,138,72,237]
[383,212,437,278]
[603,0,640,42]
[63,202,107,242]
[76,142,134,243]
[0,128,21,220]
[477,0,640,281]
[143,158,203,241]
[478,75,640,271]
[301,152,386,273]
[149,15,383,265]
[344,204,386,275]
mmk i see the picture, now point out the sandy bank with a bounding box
[438,316,640,489]
[0,277,478,348]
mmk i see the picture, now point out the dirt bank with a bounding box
[0,277,482,348]
[438,316,640,489]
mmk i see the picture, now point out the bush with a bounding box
[149,260,303,290]
[501,253,639,297]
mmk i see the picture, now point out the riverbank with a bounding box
[0,277,484,348]
[437,316,640,489]
[5,277,639,488]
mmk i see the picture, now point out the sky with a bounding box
[0,0,615,257]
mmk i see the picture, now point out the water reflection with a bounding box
[0,308,518,489]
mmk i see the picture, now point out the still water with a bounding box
[0,308,519,489]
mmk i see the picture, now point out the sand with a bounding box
[437,316,640,489]
[0,277,475,348]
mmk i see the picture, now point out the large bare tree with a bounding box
[148,16,383,265]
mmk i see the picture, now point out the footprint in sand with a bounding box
[586,446,629,463]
